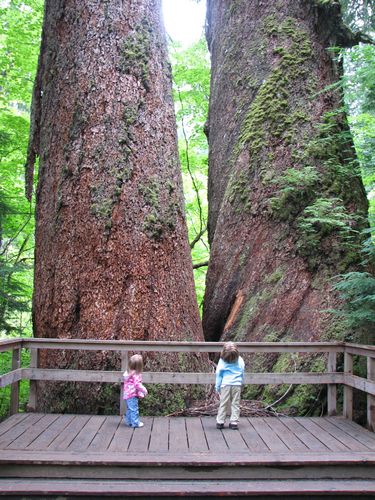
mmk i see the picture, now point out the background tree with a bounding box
[26,0,204,413]
[203,0,370,409]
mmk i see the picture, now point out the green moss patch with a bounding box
[140,177,179,241]
[120,19,153,91]
[226,14,313,211]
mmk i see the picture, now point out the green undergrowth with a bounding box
[0,349,30,421]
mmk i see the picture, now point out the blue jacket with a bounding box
[215,356,245,392]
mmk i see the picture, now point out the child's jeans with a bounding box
[216,385,241,424]
[125,397,140,427]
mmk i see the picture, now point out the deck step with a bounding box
[1,478,375,497]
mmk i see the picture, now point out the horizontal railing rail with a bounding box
[0,338,374,431]
[0,338,354,353]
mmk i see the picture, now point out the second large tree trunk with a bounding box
[203,0,368,347]
[27,0,203,413]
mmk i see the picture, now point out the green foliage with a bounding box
[140,384,186,416]
[0,0,43,106]
[296,197,362,269]
[0,0,42,337]
[0,348,30,419]
[269,166,319,220]
[270,104,367,270]
[0,0,41,417]
[344,45,375,219]
[298,197,358,240]
[330,229,375,343]
[302,109,363,202]
[333,271,375,340]
[169,37,210,311]
[340,0,375,34]
[332,23,375,341]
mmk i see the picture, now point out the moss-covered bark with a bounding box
[27,0,204,413]
[204,0,368,348]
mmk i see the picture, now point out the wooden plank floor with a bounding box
[0,413,375,458]
[0,413,375,499]
[1,414,375,497]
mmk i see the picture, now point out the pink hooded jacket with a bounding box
[123,370,148,400]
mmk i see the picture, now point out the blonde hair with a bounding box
[220,342,239,363]
[129,354,143,373]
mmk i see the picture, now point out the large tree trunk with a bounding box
[203,0,369,348]
[27,0,203,413]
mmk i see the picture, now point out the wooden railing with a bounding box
[0,338,374,430]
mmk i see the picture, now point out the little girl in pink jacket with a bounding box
[123,354,148,428]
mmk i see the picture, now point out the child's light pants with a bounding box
[216,385,241,424]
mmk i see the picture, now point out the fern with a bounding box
[269,166,318,219]
[333,271,375,333]
[298,197,358,239]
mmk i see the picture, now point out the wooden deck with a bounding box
[1,339,375,496]
[1,413,375,497]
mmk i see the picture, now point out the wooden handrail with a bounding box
[0,339,22,353]
[0,337,374,430]
[2,368,343,386]
[1,338,347,353]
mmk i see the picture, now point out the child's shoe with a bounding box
[216,422,224,429]
[229,422,238,430]
[135,422,144,428]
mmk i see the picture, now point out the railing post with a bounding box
[10,348,21,415]
[327,351,337,416]
[343,351,353,420]
[120,351,129,416]
[27,348,38,412]
[367,356,375,432]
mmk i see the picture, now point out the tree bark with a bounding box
[28,0,203,412]
[203,0,369,347]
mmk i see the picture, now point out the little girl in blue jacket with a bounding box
[215,342,245,430]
